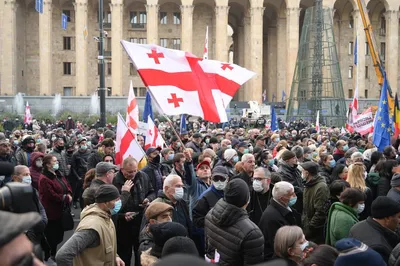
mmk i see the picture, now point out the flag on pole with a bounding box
[203,26,209,60]
[62,13,68,30]
[281,91,286,102]
[271,106,278,131]
[126,80,139,134]
[180,114,187,134]
[350,37,359,121]
[373,75,391,151]
[341,127,346,135]
[115,113,145,166]
[24,102,32,125]
[316,110,320,133]
[394,93,400,138]
[142,91,154,123]
[145,116,164,150]
[121,41,255,123]
[35,0,43,13]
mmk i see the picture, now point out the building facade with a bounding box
[0,0,399,103]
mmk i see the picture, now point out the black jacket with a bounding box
[349,217,400,263]
[318,166,334,184]
[141,162,163,193]
[232,171,253,188]
[258,199,301,259]
[278,162,304,214]
[193,185,224,228]
[87,151,103,170]
[247,189,271,225]
[205,199,264,266]
[70,150,91,179]
[214,160,236,179]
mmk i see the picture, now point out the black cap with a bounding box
[209,137,218,144]
[146,146,162,156]
[192,133,202,139]
[224,179,250,208]
[162,236,198,258]
[238,142,248,148]
[300,161,319,175]
[371,196,400,219]
[212,165,229,178]
[149,222,188,257]
[77,137,87,144]
[95,184,120,203]
[256,135,266,141]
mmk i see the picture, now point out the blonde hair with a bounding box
[274,226,304,259]
[347,163,367,191]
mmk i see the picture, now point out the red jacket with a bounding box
[39,169,72,220]
[29,152,44,190]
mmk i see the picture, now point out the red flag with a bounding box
[126,80,139,134]
[144,116,164,150]
[115,113,145,167]
[121,41,255,122]
[24,102,32,124]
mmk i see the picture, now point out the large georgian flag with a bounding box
[121,41,256,123]
[24,102,32,124]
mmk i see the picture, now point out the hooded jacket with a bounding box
[205,199,264,266]
[318,166,334,184]
[278,161,304,213]
[29,152,44,190]
[366,171,380,200]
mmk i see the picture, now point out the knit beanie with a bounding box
[95,184,120,203]
[334,238,386,266]
[371,196,400,219]
[155,254,209,266]
[281,150,296,161]
[149,222,188,258]
[224,178,249,208]
[223,148,237,161]
[391,173,400,187]
[161,236,198,258]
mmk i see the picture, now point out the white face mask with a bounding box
[22,175,32,185]
[355,203,365,214]
[213,180,228,191]
[253,180,264,192]
[173,187,184,200]
[35,160,43,168]
[364,171,368,180]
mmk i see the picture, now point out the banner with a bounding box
[352,108,374,136]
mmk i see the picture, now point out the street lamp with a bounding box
[98,0,106,127]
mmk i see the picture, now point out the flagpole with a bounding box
[163,115,186,148]
[98,0,106,127]
[117,112,146,155]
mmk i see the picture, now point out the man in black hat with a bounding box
[204,178,264,265]
[56,184,124,266]
[300,161,329,244]
[255,135,267,149]
[15,135,36,167]
[349,196,400,263]
[142,146,164,193]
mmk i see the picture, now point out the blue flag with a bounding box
[281,91,286,102]
[62,13,68,30]
[271,106,278,131]
[373,75,391,151]
[143,91,154,123]
[180,114,187,134]
[354,37,358,65]
[35,0,43,13]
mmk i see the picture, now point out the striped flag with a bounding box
[115,113,145,166]
[316,110,320,133]
[203,26,209,60]
[145,116,164,150]
[351,37,359,121]
[24,102,32,125]
[126,80,139,134]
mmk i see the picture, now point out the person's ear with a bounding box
[149,219,156,225]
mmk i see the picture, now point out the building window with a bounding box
[63,62,72,75]
[63,87,72,96]
[365,89,368,98]
[160,12,167,24]
[172,38,180,50]
[139,87,146,97]
[139,38,147,44]
[365,42,369,55]
[349,16,354,29]
[381,42,386,60]
[62,10,71,22]
[348,66,353,79]
[107,87,112,96]
[63,37,72,50]
[130,63,137,76]
[380,16,386,35]
[160,38,168,47]
[173,12,181,24]
[139,12,147,24]
[348,89,353,98]
[105,12,111,23]
[365,66,369,79]
[133,87,138,96]
[300,90,306,100]
[348,42,353,55]
[107,62,112,76]
[130,11,138,24]
[130,38,138,43]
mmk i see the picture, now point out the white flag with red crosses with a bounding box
[121,41,256,123]
[144,115,164,150]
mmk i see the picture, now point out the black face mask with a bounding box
[182,139,189,144]
[26,146,34,152]
[67,150,74,154]
[152,154,161,164]
[58,146,65,151]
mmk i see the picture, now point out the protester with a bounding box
[302,245,339,266]
[29,151,44,190]
[232,153,256,188]
[87,138,115,170]
[49,138,70,178]
[15,135,36,166]
[248,167,272,224]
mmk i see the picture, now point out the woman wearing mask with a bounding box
[326,188,365,246]
[331,164,348,181]
[377,159,400,197]
[274,225,310,266]
[318,154,336,184]
[39,154,72,262]
[365,151,384,199]
[29,151,45,190]
[347,162,373,220]
[260,151,279,172]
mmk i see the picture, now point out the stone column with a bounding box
[385,10,399,94]
[267,26,277,102]
[286,7,300,100]
[237,24,245,101]
[353,9,366,98]
[110,0,123,96]
[215,4,229,62]
[276,17,286,102]
[74,0,88,96]
[39,0,53,95]
[180,5,194,52]
[249,6,265,103]
[1,0,18,95]
[146,3,159,44]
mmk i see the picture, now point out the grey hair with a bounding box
[163,175,181,192]
[254,167,271,178]
[14,165,29,176]
[122,157,138,168]
[274,226,304,259]
[241,153,255,163]
[351,152,364,163]
[272,181,294,200]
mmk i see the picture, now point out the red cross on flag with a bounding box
[115,113,145,167]
[144,115,165,150]
[121,41,256,123]
[24,102,32,125]
[126,80,139,134]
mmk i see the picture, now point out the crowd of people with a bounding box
[2,116,400,266]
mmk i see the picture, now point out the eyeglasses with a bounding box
[212,175,227,182]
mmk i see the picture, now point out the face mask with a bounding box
[110,199,122,215]
[176,142,182,148]
[364,171,367,179]
[87,141,92,146]
[68,117,71,120]
[22,175,32,185]
[57,146,64,150]
[248,145,254,153]
[284,133,290,138]
[173,187,184,200]
[275,138,280,143]
[343,145,349,151]
[213,180,228,191]
[167,154,174,161]
[355,203,365,214]
[306,154,312,160]
[233,155,239,163]
[36,160,43,168]
[51,137,57,141]
[301,172,308,181]
[312,152,318,158]
[243,149,249,154]
[329,160,336,168]
[292,134,297,137]
[268,159,275,167]
[288,197,297,207]
[53,163,59,171]
[67,150,74,154]
[152,154,161,164]
[253,180,264,192]
[14,140,19,145]
[80,145,87,150]
[300,241,309,252]
[226,145,232,149]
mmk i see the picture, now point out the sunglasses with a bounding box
[212,175,227,182]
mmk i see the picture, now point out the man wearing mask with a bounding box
[70,138,91,208]
[214,149,237,178]
[237,142,249,161]
[232,154,255,188]
[278,150,303,213]
[49,138,70,178]
[169,136,183,153]
[142,147,164,193]
[193,166,230,228]
[15,136,36,167]
[113,157,156,266]
[258,181,301,259]
[160,148,174,176]
[248,167,272,225]
[300,161,329,244]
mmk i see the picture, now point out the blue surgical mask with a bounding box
[22,175,32,185]
[288,197,297,207]
[268,159,275,167]
[329,160,336,168]
[167,154,174,161]
[205,139,210,144]
[111,199,122,215]
[53,163,59,171]
[343,145,349,151]
[275,138,280,143]
[233,155,239,163]
[80,145,87,150]
[243,149,249,154]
